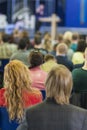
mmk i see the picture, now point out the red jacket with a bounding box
[0,88,42,107]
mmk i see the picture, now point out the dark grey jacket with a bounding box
[17,98,87,130]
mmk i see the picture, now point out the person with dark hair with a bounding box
[10,38,30,66]
[72,39,87,64]
[17,65,87,130]
[29,51,47,90]
[30,34,48,56]
[0,33,17,58]
[70,33,79,52]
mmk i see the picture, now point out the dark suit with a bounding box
[17,98,87,130]
[56,55,73,71]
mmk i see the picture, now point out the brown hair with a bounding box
[45,65,72,104]
[72,33,79,40]
[44,54,55,62]
[4,60,32,121]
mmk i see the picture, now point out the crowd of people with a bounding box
[0,29,87,130]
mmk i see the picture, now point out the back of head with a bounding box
[18,37,28,49]
[29,51,43,68]
[45,65,72,104]
[72,33,79,41]
[34,34,42,45]
[63,31,73,42]
[77,39,86,52]
[57,34,63,43]
[20,30,29,39]
[44,54,55,62]
[4,60,32,121]
[57,43,68,55]
[2,33,10,43]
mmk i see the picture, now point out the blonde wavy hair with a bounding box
[4,60,32,121]
[45,65,72,104]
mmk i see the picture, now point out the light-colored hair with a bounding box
[63,31,73,42]
[42,40,53,52]
[57,43,68,54]
[4,60,32,121]
[45,65,72,104]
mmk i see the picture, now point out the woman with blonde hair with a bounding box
[0,60,42,121]
[17,65,87,130]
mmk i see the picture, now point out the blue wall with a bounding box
[66,0,87,27]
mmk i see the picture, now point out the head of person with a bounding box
[4,60,32,121]
[57,43,68,55]
[72,33,79,42]
[43,32,51,41]
[43,40,52,52]
[44,54,56,62]
[34,34,42,45]
[63,31,73,42]
[2,33,10,43]
[13,29,20,43]
[18,37,28,50]
[45,65,72,104]
[64,39,71,48]
[19,30,29,39]
[57,34,63,43]
[77,39,87,52]
[29,51,43,68]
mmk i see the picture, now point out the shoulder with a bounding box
[72,68,81,73]
[68,104,87,117]
[0,88,6,106]
[28,88,42,102]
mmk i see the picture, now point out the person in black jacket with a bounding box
[17,65,87,130]
[56,43,73,71]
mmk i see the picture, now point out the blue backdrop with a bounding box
[66,0,87,27]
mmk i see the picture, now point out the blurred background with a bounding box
[0,0,87,37]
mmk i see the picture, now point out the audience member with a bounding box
[0,60,42,121]
[72,39,86,64]
[70,33,79,52]
[10,38,30,66]
[42,39,53,52]
[64,39,74,60]
[0,33,17,58]
[56,43,73,71]
[63,31,73,42]
[40,54,57,72]
[50,43,58,57]
[12,29,20,44]
[17,65,87,130]
[29,51,47,90]
[31,34,48,56]
[71,47,87,108]
[57,34,63,43]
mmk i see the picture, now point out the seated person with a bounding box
[0,60,42,121]
[29,51,47,90]
[71,47,87,109]
[10,38,30,67]
[40,54,57,72]
[17,65,87,130]
[72,39,86,64]
[56,43,73,71]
